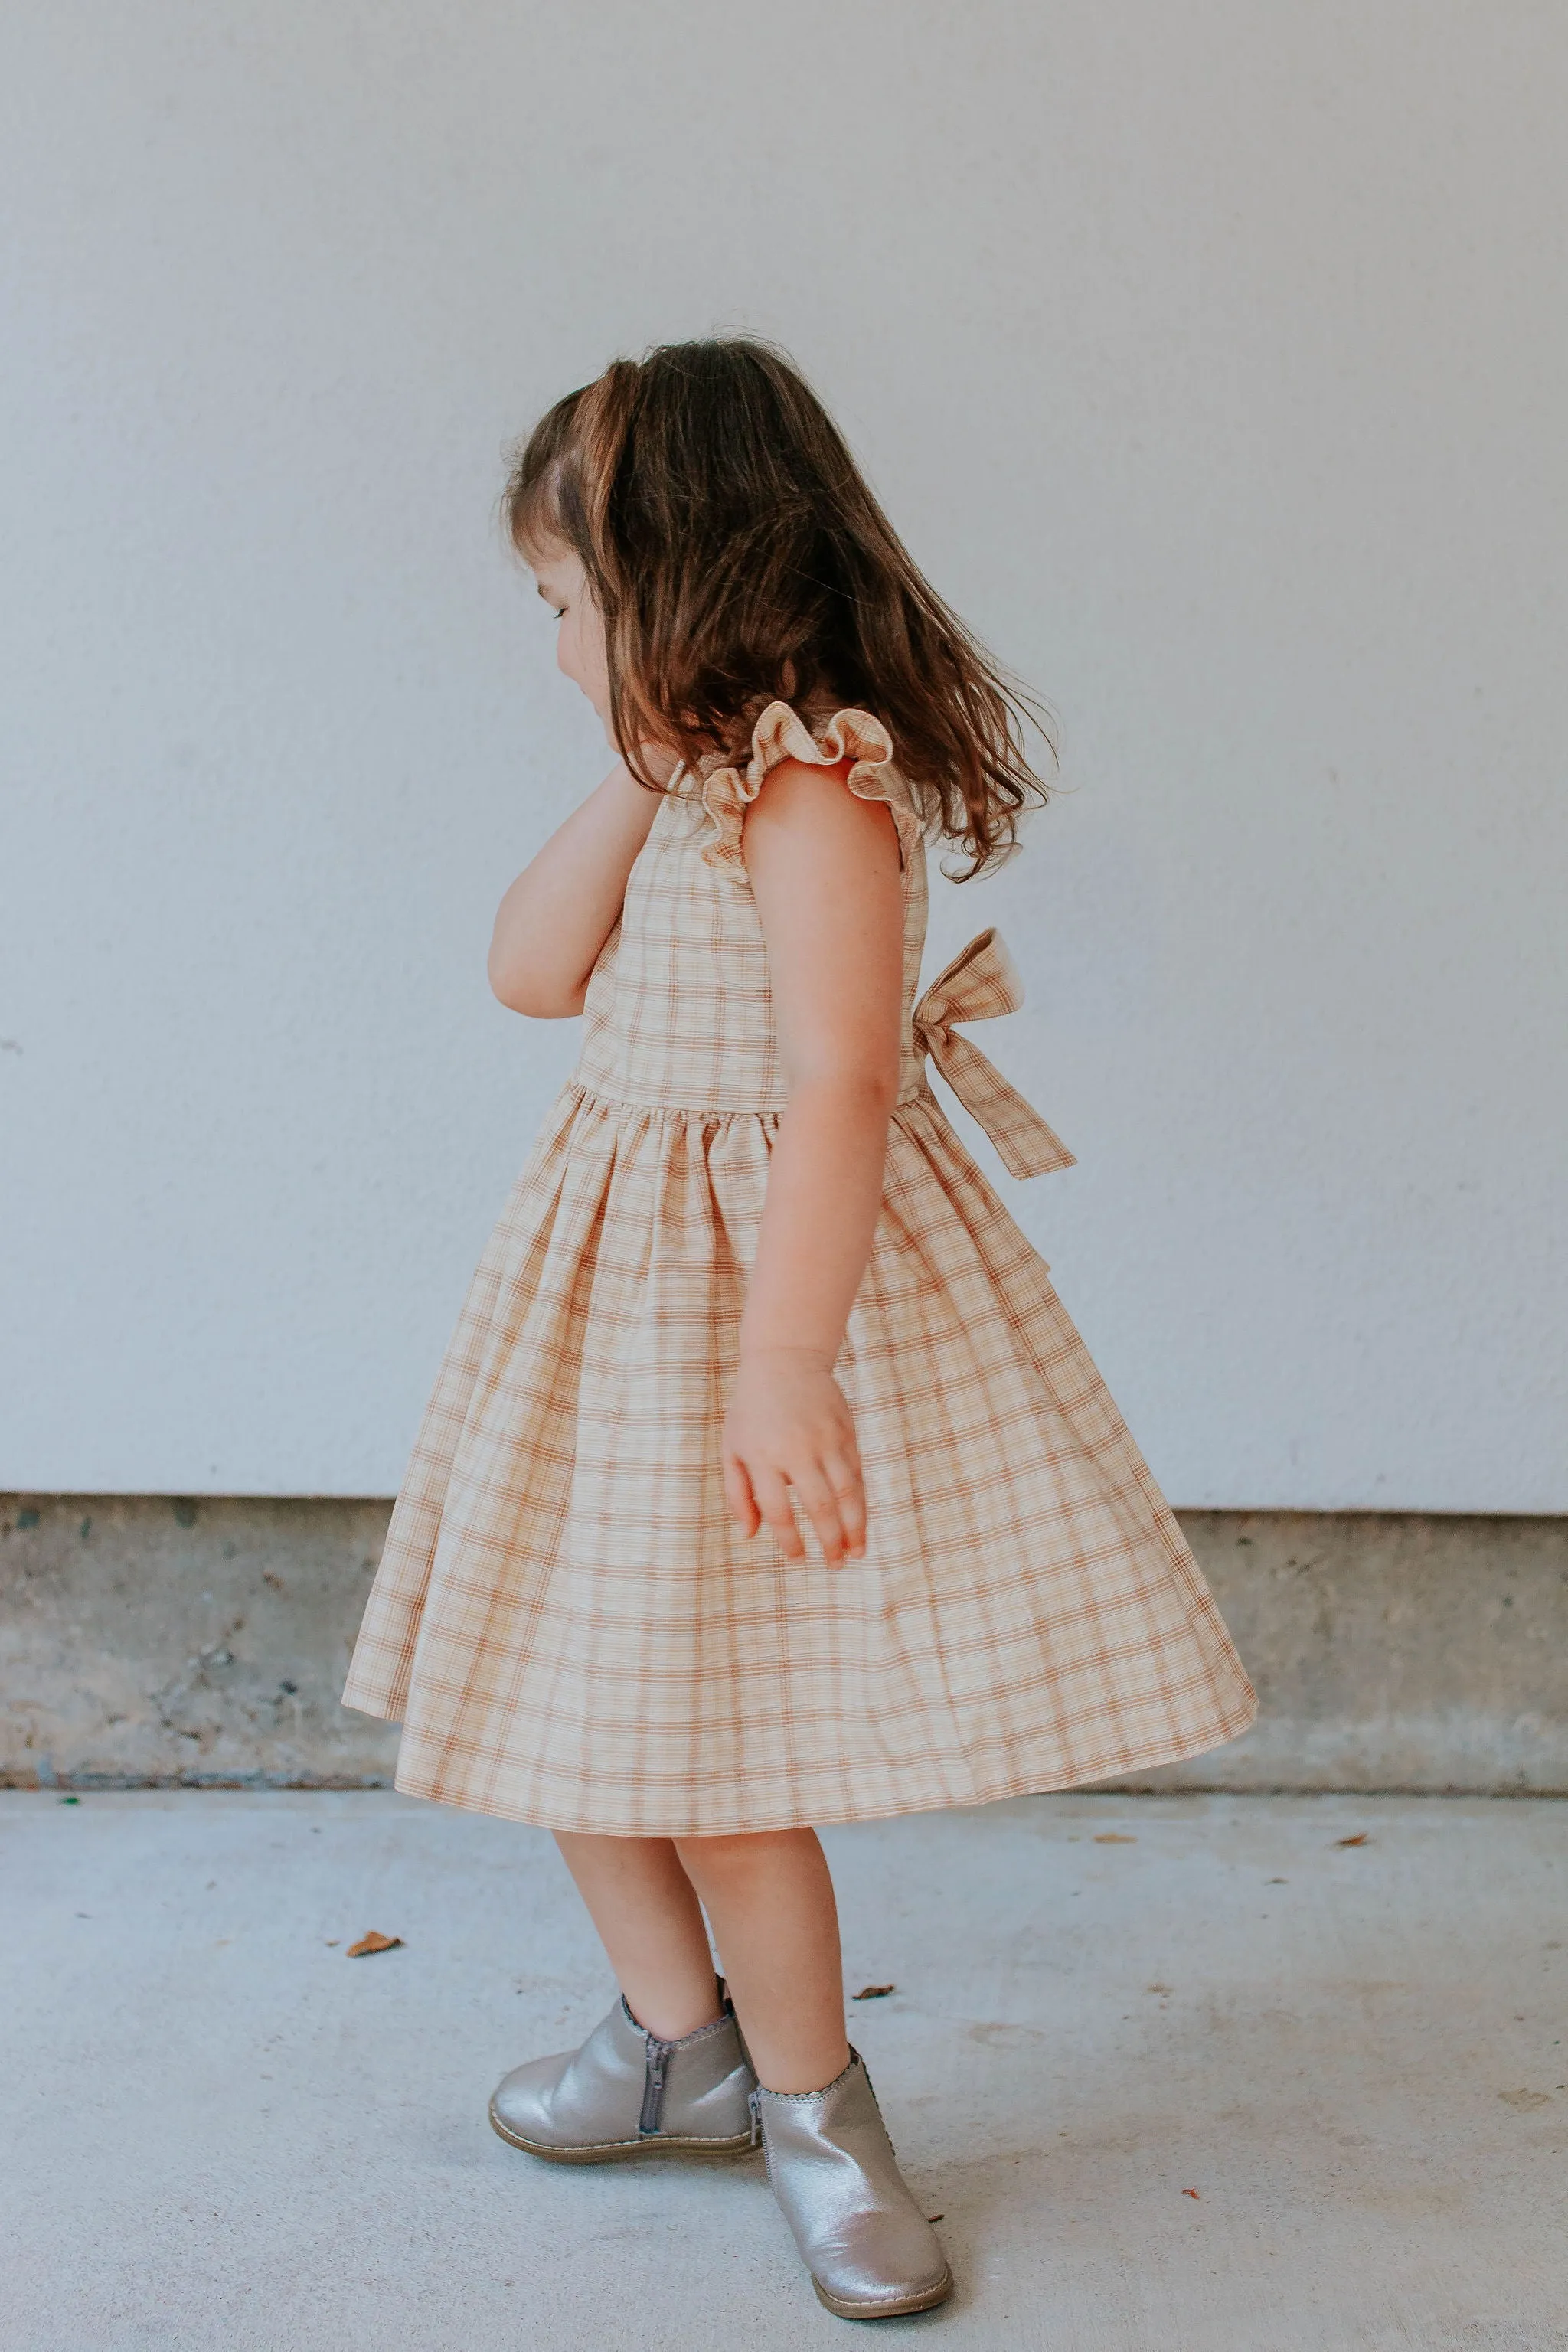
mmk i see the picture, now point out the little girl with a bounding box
[344,338,1255,2321]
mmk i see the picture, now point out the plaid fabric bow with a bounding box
[912,929,1076,1180]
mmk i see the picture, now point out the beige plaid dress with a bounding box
[343,702,1256,1834]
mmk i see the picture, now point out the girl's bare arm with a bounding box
[724,759,906,1563]
[488,761,662,1018]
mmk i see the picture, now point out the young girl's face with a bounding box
[530,543,610,730]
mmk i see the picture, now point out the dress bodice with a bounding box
[573,705,930,1116]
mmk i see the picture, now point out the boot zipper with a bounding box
[639,2039,675,2136]
[748,2087,763,2152]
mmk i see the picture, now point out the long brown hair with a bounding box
[504,338,1051,874]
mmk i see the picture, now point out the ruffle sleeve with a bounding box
[697,701,926,874]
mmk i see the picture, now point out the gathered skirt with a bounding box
[341,1075,1257,1835]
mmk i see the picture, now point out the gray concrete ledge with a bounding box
[1116,1509,1568,1796]
[3,1498,1566,1793]
[2,1496,398,1790]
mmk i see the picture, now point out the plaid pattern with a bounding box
[343,704,1256,1834]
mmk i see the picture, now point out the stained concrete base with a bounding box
[4,1790,1566,2351]
[7,1497,1568,1794]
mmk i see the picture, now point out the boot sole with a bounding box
[488,2102,758,2164]
[812,2265,955,2321]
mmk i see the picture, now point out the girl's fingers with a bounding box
[730,1441,867,1566]
[790,1465,849,1564]
[825,1453,867,1557]
[723,1453,760,1537]
[753,1467,805,1560]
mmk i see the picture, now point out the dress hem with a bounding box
[344,1690,1261,1839]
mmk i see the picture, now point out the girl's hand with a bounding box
[723,1346,867,1565]
[487,759,660,1018]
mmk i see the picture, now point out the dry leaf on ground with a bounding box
[1498,2089,1550,2111]
[1182,2187,1200,2199]
[1094,1833,1137,1844]
[346,1931,403,1958]
[852,1984,896,2001]
[1334,1833,1371,1847]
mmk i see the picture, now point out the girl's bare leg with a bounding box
[675,1828,851,2093]
[555,1825,851,2092]
[552,1832,723,2042]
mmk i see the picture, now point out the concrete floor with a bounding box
[3,1793,1566,2352]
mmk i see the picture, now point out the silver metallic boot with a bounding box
[489,1986,757,2163]
[752,2051,953,2319]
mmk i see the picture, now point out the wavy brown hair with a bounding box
[504,338,1052,874]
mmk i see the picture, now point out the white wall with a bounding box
[2,1,1564,1508]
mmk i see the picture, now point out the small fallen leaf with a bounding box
[1498,2089,1550,2111]
[1334,1833,1370,1847]
[1146,1983,1171,1995]
[1182,2187,1200,2199]
[1268,1877,1288,1884]
[852,1983,896,2001]
[1094,1833,1137,1844]
[926,2213,945,2223]
[324,1939,340,1948]
[347,1931,403,1958]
